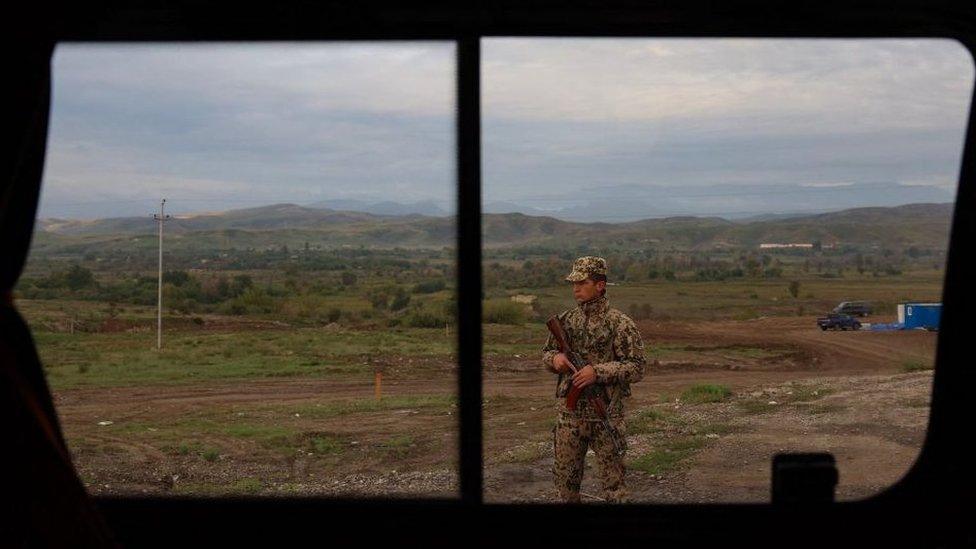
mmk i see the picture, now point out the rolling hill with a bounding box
[32,202,955,255]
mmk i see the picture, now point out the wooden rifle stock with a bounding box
[545,317,599,412]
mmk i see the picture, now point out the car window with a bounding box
[481,37,969,503]
[20,42,460,498]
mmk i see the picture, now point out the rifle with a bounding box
[546,317,626,456]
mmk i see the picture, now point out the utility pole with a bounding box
[153,198,171,350]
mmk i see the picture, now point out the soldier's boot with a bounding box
[558,489,582,503]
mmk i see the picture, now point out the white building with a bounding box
[759,243,814,249]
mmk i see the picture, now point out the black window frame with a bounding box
[9,1,976,546]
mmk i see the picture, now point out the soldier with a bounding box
[542,256,646,503]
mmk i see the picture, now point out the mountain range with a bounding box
[33,202,955,254]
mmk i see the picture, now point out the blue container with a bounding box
[901,303,941,331]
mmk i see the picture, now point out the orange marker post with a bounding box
[374,371,383,400]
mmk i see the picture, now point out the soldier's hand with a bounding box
[552,353,574,374]
[572,365,597,388]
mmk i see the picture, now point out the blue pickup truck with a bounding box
[817,313,862,331]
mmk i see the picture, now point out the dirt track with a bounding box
[54,316,937,501]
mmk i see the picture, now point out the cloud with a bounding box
[482,39,973,205]
[483,39,973,131]
[38,39,974,220]
[41,43,457,218]
[54,43,455,117]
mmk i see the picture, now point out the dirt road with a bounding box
[54,316,937,501]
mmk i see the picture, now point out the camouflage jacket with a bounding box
[542,295,646,419]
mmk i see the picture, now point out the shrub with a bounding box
[404,309,449,328]
[162,270,191,287]
[326,308,342,323]
[390,290,411,311]
[65,264,97,290]
[413,279,446,294]
[219,287,278,315]
[483,300,526,325]
[788,280,800,298]
[369,292,389,311]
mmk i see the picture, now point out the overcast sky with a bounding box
[40,39,974,219]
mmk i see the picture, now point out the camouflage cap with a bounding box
[565,256,608,282]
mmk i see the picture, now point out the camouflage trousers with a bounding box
[552,412,627,503]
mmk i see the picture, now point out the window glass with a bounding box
[481,38,972,503]
[21,42,459,497]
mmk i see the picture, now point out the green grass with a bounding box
[24,268,945,391]
[116,417,305,457]
[222,424,295,448]
[627,407,678,435]
[681,384,732,404]
[628,436,705,475]
[381,435,416,458]
[531,271,944,324]
[789,384,832,402]
[693,422,737,435]
[32,326,458,390]
[902,360,933,373]
[80,393,453,467]
[309,435,344,455]
[483,299,527,325]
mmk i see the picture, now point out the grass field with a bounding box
[18,268,944,499]
[25,269,943,390]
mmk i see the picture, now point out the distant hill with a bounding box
[307,199,448,217]
[33,202,955,254]
[39,204,382,235]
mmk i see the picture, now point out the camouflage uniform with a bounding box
[542,257,646,503]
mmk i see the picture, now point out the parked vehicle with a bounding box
[832,301,872,317]
[817,313,862,331]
